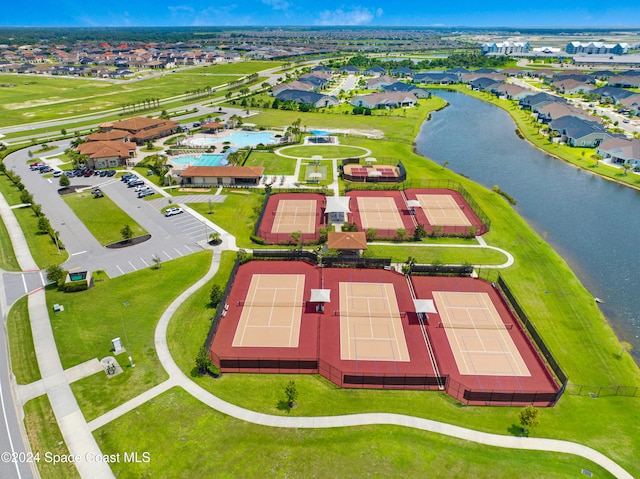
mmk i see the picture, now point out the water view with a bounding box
[416,90,640,360]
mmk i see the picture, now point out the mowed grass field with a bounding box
[244,150,297,175]
[279,144,368,158]
[0,61,281,127]
[62,191,147,246]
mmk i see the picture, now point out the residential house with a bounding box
[412,72,458,84]
[270,81,314,96]
[179,166,264,187]
[537,102,595,123]
[391,67,414,77]
[366,75,396,90]
[338,65,361,74]
[363,66,387,76]
[275,90,340,108]
[493,84,533,100]
[312,65,333,74]
[618,94,640,111]
[608,76,640,89]
[501,68,523,77]
[77,141,137,169]
[298,73,330,90]
[350,91,418,109]
[519,92,564,111]
[552,79,594,95]
[469,77,502,91]
[597,138,640,167]
[549,116,617,147]
[381,82,431,98]
[590,86,636,104]
[105,117,180,145]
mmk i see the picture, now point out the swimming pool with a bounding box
[169,154,227,167]
[309,130,334,136]
[188,131,278,148]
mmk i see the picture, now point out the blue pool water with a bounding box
[310,130,334,136]
[193,131,277,147]
[170,154,227,166]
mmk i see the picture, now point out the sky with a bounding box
[2,1,640,27]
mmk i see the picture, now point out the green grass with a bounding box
[7,296,41,384]
[366,244,508,265]
[187,189,266,248]
[279,144,368,159]
[13,206,67,268]
[244,150,297,175]
[0,172,23,206]
[46,251,211,421]
[62,191,147,246]
[0,213,20,270]
[94,387,615,479]
[298,161,334,186]
[24,396,80,479]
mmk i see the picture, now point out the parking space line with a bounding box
[71,250,87,256]
[117,265,125,275]
[184,244,194,252]
[164,251,172,260]
[140,257,149,267]
[174,248,184,257]
[21,274,28,294]
[128,261,137,271]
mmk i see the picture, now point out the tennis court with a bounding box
[432,291,530,376]
[271,199,317,234]
[356,196,404,230]
[415,194,471,227]
[338,282,410,362]
[232,274,305,348]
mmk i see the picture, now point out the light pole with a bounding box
[122,301,135,367]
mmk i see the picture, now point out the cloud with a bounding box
[262,0,291,11]
[168,5,196,15]
[316,6,382,25]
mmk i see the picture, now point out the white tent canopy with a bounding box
[365,157,377,163]
[413,299,438,314]
[325,196,351,214]
[406,200,422,208]
[310,289,331,303]
[309,172,323,179]
[368,170,383,177]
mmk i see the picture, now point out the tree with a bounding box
[519,405,540,435]
[413,224,427,241]
[591,153,602,167]
[209,284,223,308]
[60,129,67,136]
[285,380,298,407]
[151,254,162,269]
[37,216,51,234]
[46,264,65,284]
[59,175,70,188]
[120,224,133,241]
[290,230,302,249]
[20,190,33,204]
[193,347,220,377]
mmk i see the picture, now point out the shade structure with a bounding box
[311,155,323,161]
[309,172,323,179]
[310,289,331,303]
[406,200,422,208]
[365,157,377,163]
[367,169,383,177]
[413,299,438,314]
[325,196,351,214]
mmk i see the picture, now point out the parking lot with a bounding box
[8,144,227,279]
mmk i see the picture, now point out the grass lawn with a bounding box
[24,396,80,479]
[12,206,67,268]
[7,296,41,384]
[0,213,19,271]
[279,144,368,159]
[45,251,211,422]
[366,244,508,265]
[62,191,147,246]
[244,150,297,175]
[298,161,334,186]
[187,189,266,248]
[93,387,614,479]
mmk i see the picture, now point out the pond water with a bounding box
[416,90,640,361]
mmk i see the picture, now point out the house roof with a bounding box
[327,231,367,250]
[495,84,530,97]
[366,75,395,88]
[352,91,418,107]
[382,82,428,95]
[549,116,610,139]
[276,89,337,105]
[271,81,314,94]
[591,86,636,100]
[538,102,594,122]
[86,130,130,142]
[77,140,136,159]
[180,166,264,178]
[110,116,178,133]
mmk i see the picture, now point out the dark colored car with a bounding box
[106,170,116,177]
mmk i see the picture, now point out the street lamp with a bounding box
[122,302,135,367]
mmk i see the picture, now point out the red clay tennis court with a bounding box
[209,261,562,405]
[256,193,326,244]
[346,191,415,237]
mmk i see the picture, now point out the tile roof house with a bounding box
[549,116,618,147]
[77,141,137,169]
[536,102,595,124]
[493,84,533,100]
[85,130,131,142]
[275,90,340,108]
[366,75,396,90]
[597,138,640,167]
[519,92,565,111]
[363,66,387,76]
[412,72,458,84]
[381,82,431,98]
[590,86,636,103]
[270,81,315,96]
[391,67,414,77]
[105,117,180,144]
[179,166,265,186]
[552,79,594,95]
[350,91,418,109]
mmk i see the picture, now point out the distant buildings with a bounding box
[481,41,530,55]
[565,42,630,55]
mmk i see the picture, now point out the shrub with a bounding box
[63,280,88,292]
[193,347,220,377]
[250,235,265,245]
[209,284,223,308]
[59,175,70,188]
[20,190,33,204]
[46,264,65,284]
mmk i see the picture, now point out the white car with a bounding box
[164,207,184,217]
[134,184,150,192]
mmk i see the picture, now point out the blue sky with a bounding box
[3,1,640,27]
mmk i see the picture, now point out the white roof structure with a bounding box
[406,200,422,208]
[325,196,351,214]
[310,289,331,303]
[413,299,438,314]
[368,169,382,177]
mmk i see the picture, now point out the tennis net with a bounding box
[333,310,407,318]
[237,300,306,307]
[273,211,319,216]
[437,321,513,330]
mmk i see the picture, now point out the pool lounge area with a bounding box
[184,131,280,148]
[169,154,228,167]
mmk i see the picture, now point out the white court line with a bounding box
[21,274,28,293]
[139,257,149,267]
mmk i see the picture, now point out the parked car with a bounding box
[83,170,94,177]
[106,170,116,177]
[128,179,144,187]
[134,184,150,192]
[121,174,135,182]
[138,189,155,198]
[53,170,62,178]
[164,207,184,217]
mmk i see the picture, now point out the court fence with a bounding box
[252,249,319,263]
[253,189,272,236]
[565,384,640,398]
[205,256,242,356]
[409,264,474,276]
[321,256,392,269]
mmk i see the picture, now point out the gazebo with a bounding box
[325,196,351,224]
[309,288,331,313]
[327,231,367,255]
